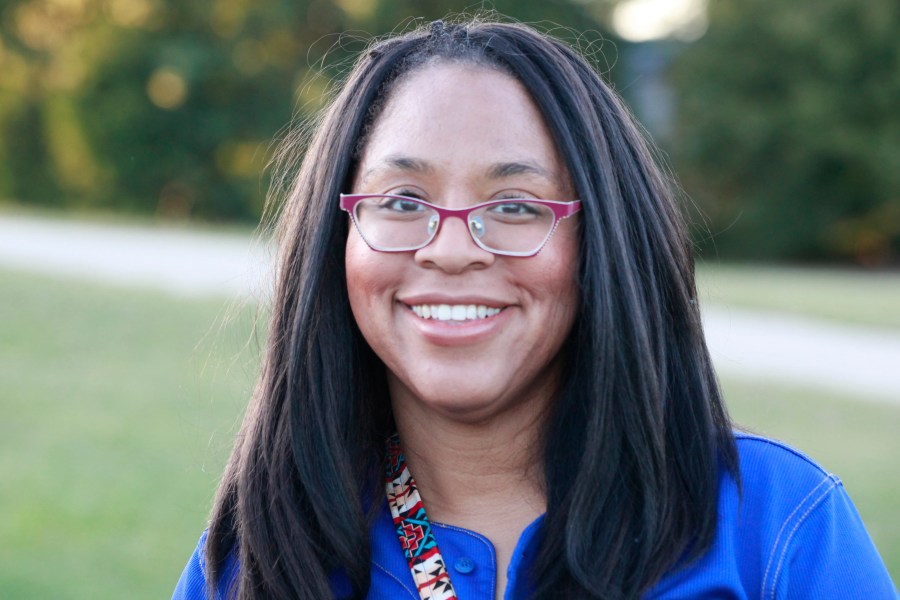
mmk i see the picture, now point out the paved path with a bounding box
[703,307,900,404]
[2,212,898,404]
[0,213,271,298]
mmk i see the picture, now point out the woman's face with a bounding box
[346,63,580,424]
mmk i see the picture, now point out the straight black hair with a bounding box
[206,17,738,600]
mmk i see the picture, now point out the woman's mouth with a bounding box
[407,303,504,321]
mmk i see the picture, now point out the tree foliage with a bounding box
[671,0,900,264]
[0,0,609,222]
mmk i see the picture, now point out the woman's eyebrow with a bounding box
[486,161,552,180]
[359,155,433,186]
[385,155,433,172]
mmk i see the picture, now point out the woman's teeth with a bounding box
[410,304,502,321]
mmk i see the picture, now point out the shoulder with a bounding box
[733,431,833,480]
[719,433,847,571]
[713,431,845,558]
[650,432,898,599]
[732,431,841,511]
[728,433,844,581]
[172,530,239,600]
[172,531,210,600]
[721,433,896,598]
[171,530,359,600]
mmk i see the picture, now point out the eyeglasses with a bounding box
[339,194,581,257]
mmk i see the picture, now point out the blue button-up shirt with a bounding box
[173,434,898,599]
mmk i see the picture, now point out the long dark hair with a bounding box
[206,18,738,600]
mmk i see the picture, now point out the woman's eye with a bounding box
[382,197,425,212]
[490,201,539,215]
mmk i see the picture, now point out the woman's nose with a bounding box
[414,215,495,273]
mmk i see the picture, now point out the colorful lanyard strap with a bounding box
[385,433,459,600]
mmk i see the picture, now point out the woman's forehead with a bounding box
[356,63,571,190]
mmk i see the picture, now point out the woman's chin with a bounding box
[392,377,539,426]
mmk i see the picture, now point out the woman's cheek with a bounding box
[345,233,406,343]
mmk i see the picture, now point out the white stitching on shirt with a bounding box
[372,561,419,600]
[760,475,831,597]
[765,475,839,600]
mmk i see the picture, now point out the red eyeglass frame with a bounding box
[339,193,582,257]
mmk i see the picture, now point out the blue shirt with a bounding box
[173,434,898,599]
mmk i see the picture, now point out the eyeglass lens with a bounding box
[352,196,556,254]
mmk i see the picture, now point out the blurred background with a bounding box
[1,0,898,597]
[2,0,899,263]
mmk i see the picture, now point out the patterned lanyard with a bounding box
[385,434,459,600]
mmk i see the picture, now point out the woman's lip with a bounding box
[398,301,512,347]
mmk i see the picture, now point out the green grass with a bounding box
[697,262,900,330]
[722,378,900,578]
[1,267,897,597]
[0,269,258,599]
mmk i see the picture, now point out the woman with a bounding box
[174,19,896,600]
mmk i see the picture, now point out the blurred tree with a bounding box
[671,0,900,264]
[0,0,612,222]
[0,0,74,206]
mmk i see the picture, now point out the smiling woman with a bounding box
[172,17,897,600]
[345,64,579,433]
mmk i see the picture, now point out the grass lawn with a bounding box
[0,269,258,599]
[697,262,900,331]
[1,267,897,597]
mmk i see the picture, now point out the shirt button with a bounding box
[453,557,476,574]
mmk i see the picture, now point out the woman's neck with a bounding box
[389,383,552,600]
[392,400,547,533]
